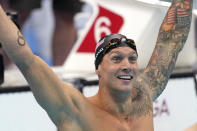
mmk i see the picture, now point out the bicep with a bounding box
[19,56,85,126]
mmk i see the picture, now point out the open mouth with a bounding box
[117,75,133,80]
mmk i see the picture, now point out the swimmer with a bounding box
[0,0,193,130]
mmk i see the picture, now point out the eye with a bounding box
[111,55,122,63]
[129,56,137,63]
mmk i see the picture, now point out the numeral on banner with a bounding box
[94,16,112,42]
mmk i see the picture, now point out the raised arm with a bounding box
[0,5,85,126]
[143,0,193,100]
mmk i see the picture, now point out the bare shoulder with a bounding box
[130,72,153,117]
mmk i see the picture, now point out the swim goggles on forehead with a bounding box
[107,38,136,50]
[95,37,137,60]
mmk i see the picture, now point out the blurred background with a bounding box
[0,0,197,130]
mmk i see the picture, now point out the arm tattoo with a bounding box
[17,30,25,46]
[146,0,193,100]
[158,0,193,45]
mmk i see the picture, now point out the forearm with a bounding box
[146,0,193,100]
[0,5,34,68]
[157,0,193,48]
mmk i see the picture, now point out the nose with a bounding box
[122,68,132,74]
[121,58,131,67]
[120,58,132,73]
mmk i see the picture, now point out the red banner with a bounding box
[77,5,124,53]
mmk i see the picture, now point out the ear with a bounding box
[96,69,101,77]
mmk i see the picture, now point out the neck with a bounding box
[89,85,133,120]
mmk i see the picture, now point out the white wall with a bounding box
[0,92,56,131]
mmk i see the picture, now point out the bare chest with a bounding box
[58,103,154,131]
[59,83,154,131]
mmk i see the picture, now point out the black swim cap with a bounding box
[95,34,137,69]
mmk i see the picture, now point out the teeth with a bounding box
[117,75,132,80]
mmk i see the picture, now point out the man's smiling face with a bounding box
[96,46,139,91]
